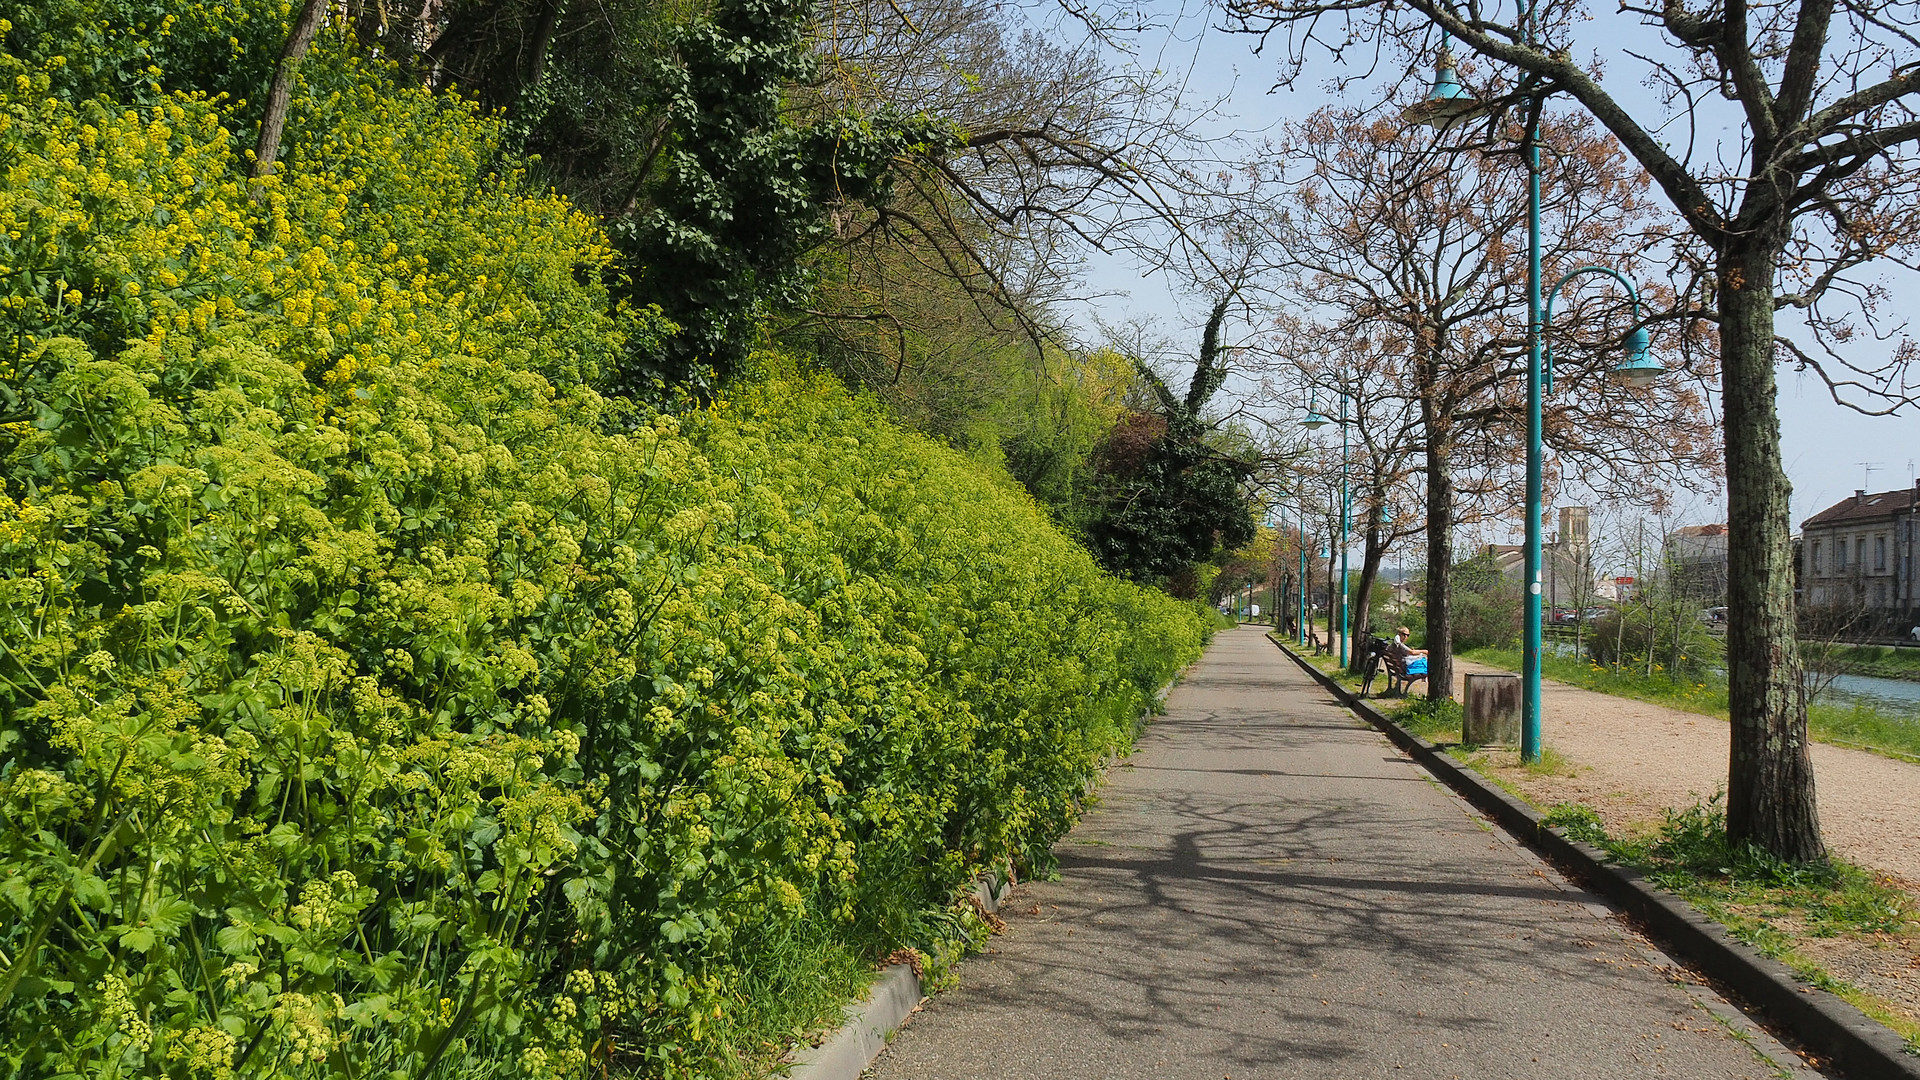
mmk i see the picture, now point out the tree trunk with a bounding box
[1423,424,1456,701]
[1571,538,1592,657]
[523,0,565,90]
[253,0,330,180]
[1348,509,1388,674]
[1720,237,1826,862]
[1325,515,1340,656]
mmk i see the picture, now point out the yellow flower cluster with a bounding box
[96,973,152,1051]
[270,991,336,1064]
[168,1023,238,1079]
[0,53,629,400]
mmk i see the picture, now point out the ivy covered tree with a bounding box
[1085,298,1258,591]
[615,0,957,396]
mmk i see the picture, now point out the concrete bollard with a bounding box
[1463,673,1521,747]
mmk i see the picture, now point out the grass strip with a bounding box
[1538,798,1920,1054]
[1809,644,1920,682]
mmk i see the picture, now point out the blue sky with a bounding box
[1045,0,1920,534]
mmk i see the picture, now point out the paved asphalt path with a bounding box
[864,626,1823,1080]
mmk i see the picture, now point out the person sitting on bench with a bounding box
[1383,626,1429,695]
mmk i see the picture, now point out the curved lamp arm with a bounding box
[1543,265,1648,392]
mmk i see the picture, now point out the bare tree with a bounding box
[1343,410,1428,670]
[1225,0,1920,860]
[799,0,1235,373]
[1241,106,1718,696]
[1259,337,1429,671]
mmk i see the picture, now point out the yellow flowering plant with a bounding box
[0,33,1205,1080]
[0,0,288,117]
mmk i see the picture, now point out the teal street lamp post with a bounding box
[1263,514,1279,629]
[1401,46,1482,129]
[1407,29,1662,762]
[1298,501,1310,645]
[1301,388,1351,667]
[1341,391,1351,669]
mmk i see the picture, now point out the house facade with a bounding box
[1800,481,1920,627]
[1482,507,1597,610]
[1664,524,1729,604]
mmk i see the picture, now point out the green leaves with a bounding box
[618,0,961,397]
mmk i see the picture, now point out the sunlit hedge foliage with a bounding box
[0,49,1206,1078]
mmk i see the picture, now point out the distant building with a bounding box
[1800,481,1920,626]
[1482,507,1596,610]
[1605,575,1637,603]
[1664,524,1729,603]
[1388,576,1419,610]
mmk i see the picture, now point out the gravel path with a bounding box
[1443,660,1920,888]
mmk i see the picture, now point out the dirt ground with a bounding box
[1443,660,1920,884]
[1442,660,1920,1025]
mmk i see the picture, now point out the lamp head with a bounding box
[1400,47,1487,129]
[1609,327,1660,388]
[1300,407,1334,431]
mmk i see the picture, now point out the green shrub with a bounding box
[1412,552,1519,652]
[0,57,1205,1079]
[1392,696,1462,740]
[1585,609,1722,677]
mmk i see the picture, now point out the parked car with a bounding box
[1700,606,1728,625]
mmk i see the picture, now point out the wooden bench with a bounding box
[1360,636,1428,697]
[1383,651,1429,697]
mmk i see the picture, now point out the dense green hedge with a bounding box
[0,45,1206,1080]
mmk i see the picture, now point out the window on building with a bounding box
[1857,537,1867,570]
[1812,541,1823,574]
[1837,539,1848,569]
[1875,535,1887,571]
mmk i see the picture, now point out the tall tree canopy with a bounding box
[1244,106,1717,687]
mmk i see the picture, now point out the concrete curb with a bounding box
[786,871,1013,1079]
[1269,634,1920,1080]
[786,963,923,1080]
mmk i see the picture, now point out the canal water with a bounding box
[1816,672,1920,716]
[1547,638,1920,718]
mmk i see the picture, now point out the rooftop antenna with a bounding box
[1859,462,1883,490]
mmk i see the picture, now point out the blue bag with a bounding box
[1405,656,1427,676]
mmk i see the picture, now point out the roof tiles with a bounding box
[1802,485,1919,528]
